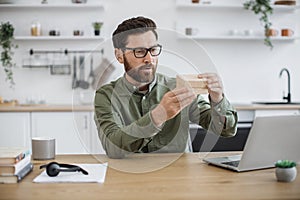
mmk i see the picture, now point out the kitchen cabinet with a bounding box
[31,112,88,154]
[175,0,299,41]
[89,112,105,154]
[73,111,105,154]
[31,111,104,154]
[0,112,31,148]
[0,110,105,154]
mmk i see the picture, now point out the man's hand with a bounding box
[198,73,224,103]
[151,87,196,127]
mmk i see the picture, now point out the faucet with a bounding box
[279,68,291,103]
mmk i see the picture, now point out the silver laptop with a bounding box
[203,115,300,172]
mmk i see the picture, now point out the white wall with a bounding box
[0,0,299,104]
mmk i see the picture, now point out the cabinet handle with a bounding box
[84,115,88,130]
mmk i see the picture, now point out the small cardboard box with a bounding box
[176,74,208,94]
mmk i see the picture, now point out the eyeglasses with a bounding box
[122,44,162,58]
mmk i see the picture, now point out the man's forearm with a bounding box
[150,105,167,127]
[96,112,161,158]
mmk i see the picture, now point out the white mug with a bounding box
[32,137,55,160]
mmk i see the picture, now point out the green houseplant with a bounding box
[243,0,274,49]
[275,160,297,182]
[0,22,18,87]
[92,22,103,36]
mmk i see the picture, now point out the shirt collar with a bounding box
[122,73,157,94]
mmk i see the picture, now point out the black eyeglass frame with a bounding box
[121,44,162,58]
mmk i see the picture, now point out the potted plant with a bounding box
[92,22,103,36]
[243,0,274,49]
[0,21,18,87]
[275,160,297,182]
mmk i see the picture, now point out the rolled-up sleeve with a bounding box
[189,95,238,137]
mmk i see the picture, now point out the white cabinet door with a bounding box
[0,112,31,148]
[31,112,89,154]
[89,112,105,154]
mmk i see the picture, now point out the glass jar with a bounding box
[31,22,42,36]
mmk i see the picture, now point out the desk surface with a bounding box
[0,152,299,200]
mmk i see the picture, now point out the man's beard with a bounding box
[124,56,157,84]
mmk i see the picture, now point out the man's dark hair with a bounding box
[112,16,158,49]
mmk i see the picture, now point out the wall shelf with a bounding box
[175,0,299,42]
[0,3,104,9]
[14,36,105,41]
[177,35,299,41]
[175,0,300,11]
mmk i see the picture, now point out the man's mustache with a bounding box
[139,64,153,70]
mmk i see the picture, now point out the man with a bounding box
[94,16,237,159]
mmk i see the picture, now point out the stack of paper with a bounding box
[33,163,108,183]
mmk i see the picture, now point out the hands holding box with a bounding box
[151,73,224,127]
[176,74,208,95]
[176,73,224,104]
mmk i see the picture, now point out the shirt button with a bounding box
[217,108,221,112]
[143,96,146,100]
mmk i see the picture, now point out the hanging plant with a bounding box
[243,0,274,49]
[0,22,18,87]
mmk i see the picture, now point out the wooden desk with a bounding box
[0,153,299,200]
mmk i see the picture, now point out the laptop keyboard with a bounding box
[222,160,240,167]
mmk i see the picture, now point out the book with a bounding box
[0,162,33,184]
[0,155,31,176]
[0,147,30,165]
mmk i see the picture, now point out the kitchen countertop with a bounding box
[0,104,94,112]
[0,103,300,112]
[233,103,300,110]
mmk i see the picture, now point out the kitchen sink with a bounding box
[252,101,300,105]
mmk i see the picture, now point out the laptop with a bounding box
[203,115,300,172]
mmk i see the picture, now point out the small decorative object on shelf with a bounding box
[265,28,279,37]
[92,22,103,36]
[71,0,87,4]
[243,0,274,49]
[274,0,296,5]
[73,30,84,36]
[192,0,200,3]
[0,21,18,88]
[49,29,60,36]
[275,160,297,182]
[281,28,294,37]
[31,21,42,36]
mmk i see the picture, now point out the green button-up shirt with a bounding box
[94,73,237,158]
